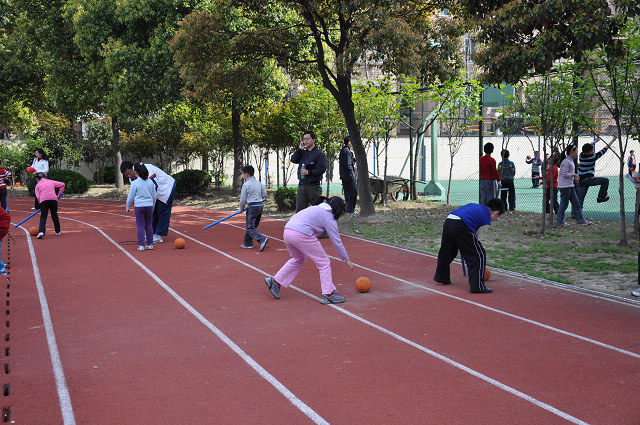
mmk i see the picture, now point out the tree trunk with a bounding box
[112,115,124,190]
[231,101,243,196]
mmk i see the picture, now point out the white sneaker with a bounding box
[632,288,640,297]
[36,232,44,239]
[56,232,60,236]
[137,246,145,251]
[153,234,164,243]
[145,245,154,250]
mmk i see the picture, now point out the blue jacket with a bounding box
[449,203,491,234]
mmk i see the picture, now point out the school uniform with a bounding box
[434,203,491,293]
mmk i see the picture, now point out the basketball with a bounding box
[355,277,371,293]
[484,267,491,281]
[29,227,38,236]
[174,238,186,249]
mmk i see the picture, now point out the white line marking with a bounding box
[17,226,76,425]
[60,218,329,425]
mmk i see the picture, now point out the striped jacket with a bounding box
[578,147,608,180]
[0,169,11,190]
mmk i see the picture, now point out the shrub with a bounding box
[173,169,210,198]
[274,186,297,211]
[94,166,116,184]
[27,169,91,196]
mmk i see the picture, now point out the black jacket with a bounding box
[290,147,328,186]
[339,146,356,181]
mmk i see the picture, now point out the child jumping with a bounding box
[264,196,354,304]
[238,165,268,251]
[34,172,65,239]
[433,198,505,293]
[125,163,157,252]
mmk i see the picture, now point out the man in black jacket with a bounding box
[291,130,328,212]
[339,136,357,214]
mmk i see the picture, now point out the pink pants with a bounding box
[274,228,336,295]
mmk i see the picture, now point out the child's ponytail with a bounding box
[133,163,149,180]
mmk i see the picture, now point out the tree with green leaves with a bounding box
[438,78,482,205]
[46,0,192,188]
[229,0,463,216]
[585,19,640,245]
[171,4,289,195]
[459,0,623,84]
[520,64,598,231]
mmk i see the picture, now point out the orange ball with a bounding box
[484,267,491,281]
[355,276,371,293]
[174,238,186,249]
[29,227,38,236]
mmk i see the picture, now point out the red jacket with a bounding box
[479,155,500,181]
[0,208,10,240]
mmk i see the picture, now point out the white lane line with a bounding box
[54,206,640,358]
[59,211,591,423]
[16,226,76,425]
[60,218,329,425]
[169,229,590,425]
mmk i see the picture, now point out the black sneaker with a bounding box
[264,276,280,299]
[597,196,609,203]
[318,231,329,239]
[470,288,493,293]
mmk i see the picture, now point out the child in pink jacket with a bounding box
[34,173,65,239]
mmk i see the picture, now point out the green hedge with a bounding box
[173,169,210,198]
[27,169,91,195]
[273,186,297,211]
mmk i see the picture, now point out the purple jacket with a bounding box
[285,204,349,261]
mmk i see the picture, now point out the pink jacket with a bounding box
[35,178,65,203]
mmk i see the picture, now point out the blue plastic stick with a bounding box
[14,193,65,228]
[203,209,245,230]
[203,199,267,230]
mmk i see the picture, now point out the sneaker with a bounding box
[597,196,609,203]
[557,221,570,227]
[30,207,36,210]
[264,276,280,299]
[240,244,254,249]
[145,245,154,250]
[318,231,329,239]
[259,237,269,252]
[153,234,164,243]
[56,232,60,236]
[577,221,593,226]
[36,232,44,239]
[632,288,640,297]
[137,246,145,251]
[320,290,345,304]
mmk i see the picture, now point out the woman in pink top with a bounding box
[34,173,65,239]
[264,196,354,304]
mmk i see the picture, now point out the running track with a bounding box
[3,197,639,424]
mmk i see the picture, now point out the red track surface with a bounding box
[2,197,639,424]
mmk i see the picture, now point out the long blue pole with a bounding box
[203,199,267,230]
[14,193,65,228]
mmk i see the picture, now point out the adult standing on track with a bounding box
[290,131,328,213]
[34,172,65,239]
[433,198,505,293]
[120,161,176,244]
[264,196,354,304]
[339,136,358,215]
[30,148,49,209]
